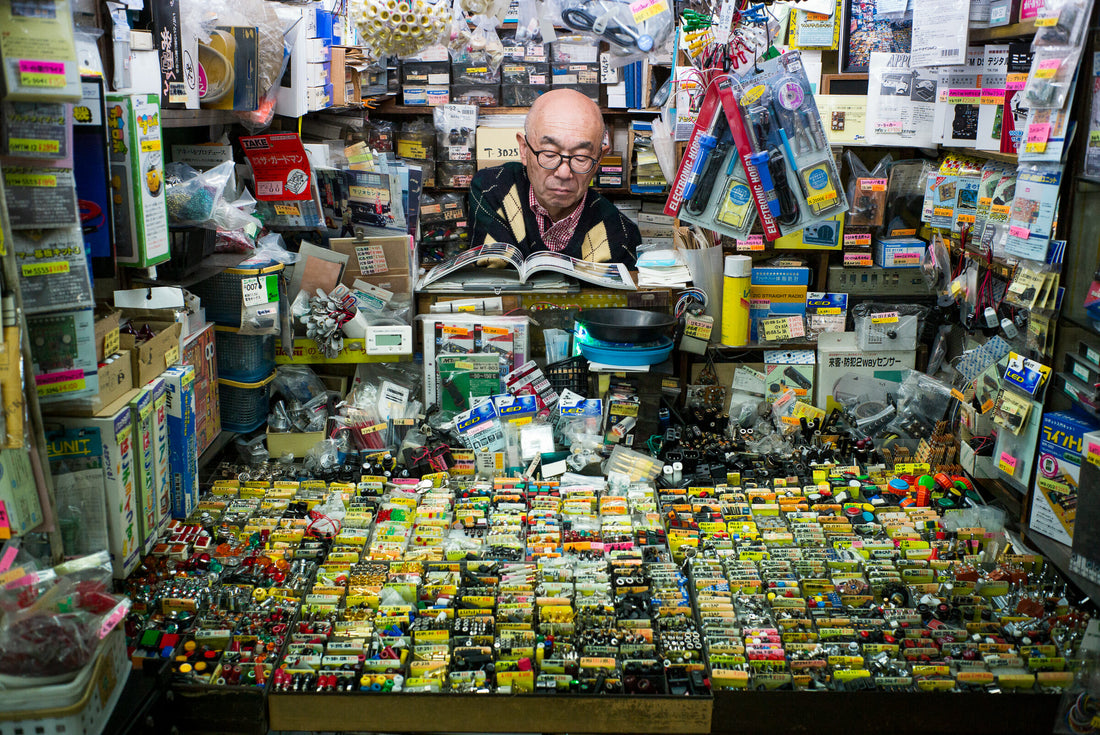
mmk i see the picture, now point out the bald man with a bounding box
[467,89,641,268]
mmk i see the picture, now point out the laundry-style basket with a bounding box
[189,258,283,327]
[218,371,276,433]
[0,628,128,735]
[214,326,275,382]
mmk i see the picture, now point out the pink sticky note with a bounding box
[1009,225,1031,239]
[0,546,16,574]
[1028,123,1051,143]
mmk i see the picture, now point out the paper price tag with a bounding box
[843,251,872,267]
[843,233,872,246]
[998,452,1018,475]
[165,344,180,367]
[104,328,120,357]
[1009,225,1031,239]
[871,312,899,324]
[9,138,61,155]
[355,244,389,275]
[18,60,66,88]
[950,389,966,402]
[242,275,278,307]
[1025,123,1051,153]
[0,501,10,540]
[1035,58,1061,79]
[1034,12,1060,25]
[0,545,16,574]
[859,178,887,192]
[736,234,766,251]
[760,316,805,342]
[21,261,69,277]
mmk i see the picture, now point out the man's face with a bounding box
[518,114,606,218]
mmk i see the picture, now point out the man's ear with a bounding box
[516,132,528,165]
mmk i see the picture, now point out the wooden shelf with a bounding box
[270,692,711,733]
[956,147,1018,164]
[161,108,240,128]
[969,20,1038,42]
[376,99,660,117]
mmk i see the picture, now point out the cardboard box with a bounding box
[41,348,133,418]
[162,365,198,520]
[150,379,172,540]
[129,386,159,553]
[0,448,42,538]
[874,236,927,268]
[58,398,142,578]
[1029,412,1100,546]
[267,429,326,458]
[105,93,171,267]
[476,125,523,170]
[182,323,220,455]
[95,311,122,363]
[331,235,413,296]
[121,321,184,389]
[401,61,450,85]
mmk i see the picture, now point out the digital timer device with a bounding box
[365,325,412,355]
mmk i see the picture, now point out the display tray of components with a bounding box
[123,464,1089,733]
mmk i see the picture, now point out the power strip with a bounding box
[826,265,928,296]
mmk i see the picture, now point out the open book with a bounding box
[416,243,637,291]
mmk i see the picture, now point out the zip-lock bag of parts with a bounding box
[852,302,927,351]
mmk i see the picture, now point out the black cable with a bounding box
[768,149,800,226]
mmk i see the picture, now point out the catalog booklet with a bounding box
[416,243,637,291]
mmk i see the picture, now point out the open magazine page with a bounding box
[520,251,637,289]
[416,243,526,288]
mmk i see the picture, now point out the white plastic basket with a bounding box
[0,628,128,735]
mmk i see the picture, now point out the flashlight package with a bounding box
[716,52,848,240]
[676,145,758,241]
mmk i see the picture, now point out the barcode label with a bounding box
[942,48,961,57]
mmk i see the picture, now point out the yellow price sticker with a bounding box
[20,71,65,88]
[139,140,161,153]
[21,261,70,277]
[164,344,180,367]
[1034,15,1059,25]
[9,138,60,155]
[273,204,300,216]
[103,328,120,357]
[4,172,57,188]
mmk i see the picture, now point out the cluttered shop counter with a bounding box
[83,458,1088,735]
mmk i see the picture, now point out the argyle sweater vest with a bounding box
[468,162,640,269]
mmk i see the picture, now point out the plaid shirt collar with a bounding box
[528,185,584,253]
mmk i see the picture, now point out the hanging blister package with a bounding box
[1020,0,1094,110]
[454,400,506,453]
[1005,162,1062,262]
[675,144,758,241]
[716,52,848,240]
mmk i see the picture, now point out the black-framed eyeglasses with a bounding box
[524,136,599,174]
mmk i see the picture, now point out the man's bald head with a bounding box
[525,89,606,148]
[519,89,608,221]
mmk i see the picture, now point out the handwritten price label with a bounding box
[1025,123,1051,153]
[18,60,65,88]
[1009,225,1031,239]
[0,500,10,540]
[871,312,899,324]
[103,328,120,357]
[8,138,60,155]
[998,452,1018,475]
[164,344,180,367]
[21,261,69,277]
[736,234,765,251]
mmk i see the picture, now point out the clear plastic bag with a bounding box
[353,0,451,59]
[554,0,674,63]
[164,160,234,227]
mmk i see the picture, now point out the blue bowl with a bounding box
[577,336,674,366]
